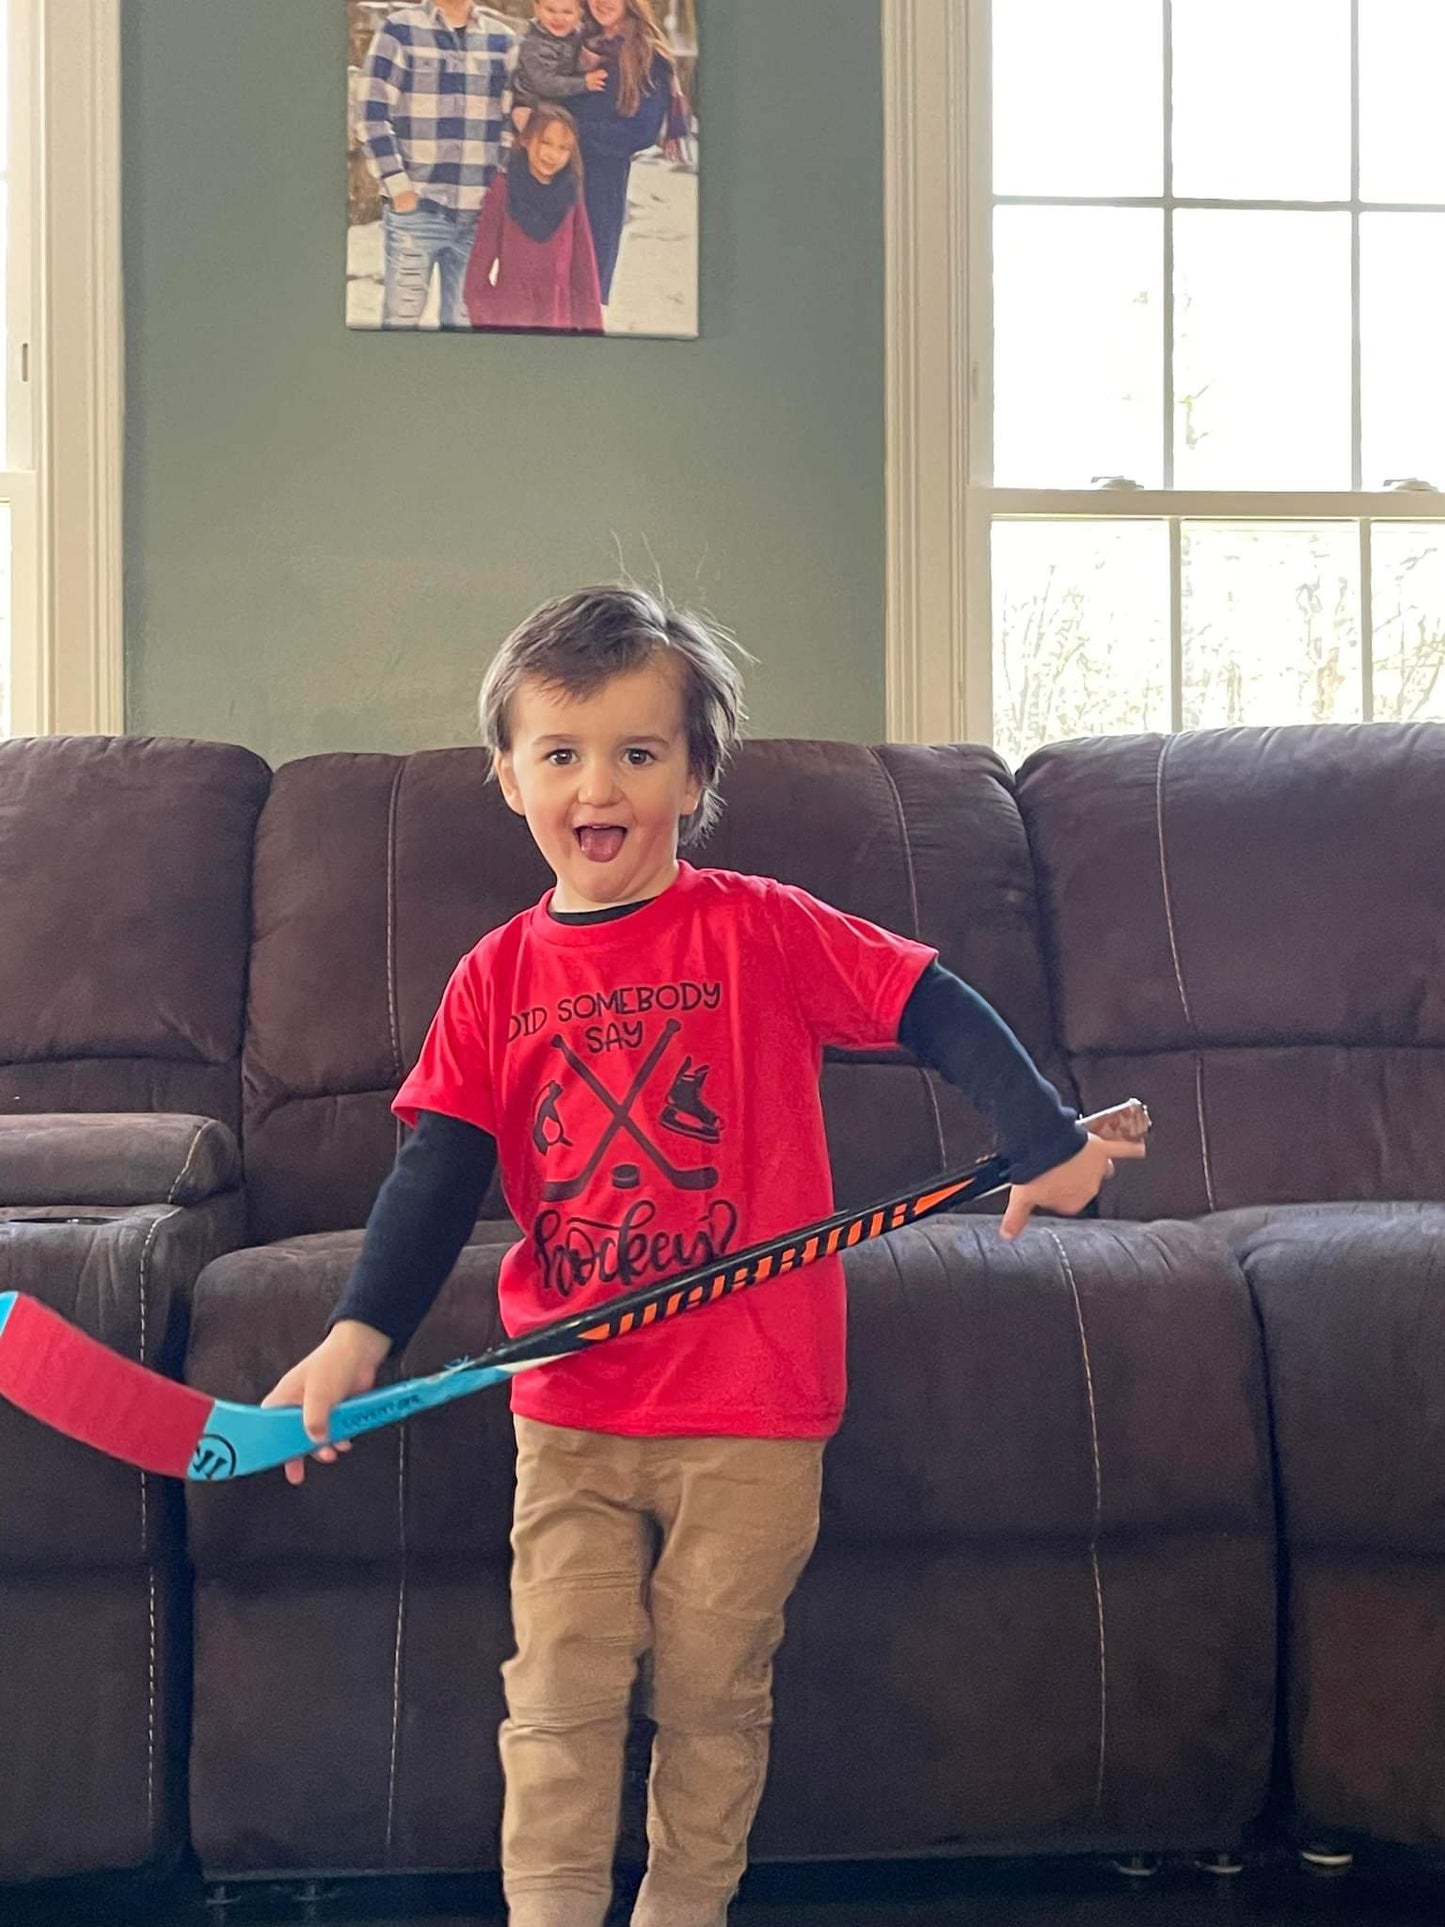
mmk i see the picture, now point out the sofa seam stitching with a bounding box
[385,1425,409,1862]
[871,746,925,941]
[137,1208,175,1846]
[166,1120,209,1205]
[1046,1229,1107,1818]
[872,747,946,1164]
[1155,737,1217,1210]
[385,767,405,1088]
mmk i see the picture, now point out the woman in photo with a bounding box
[463,104,605,334]
[568,0,688,306]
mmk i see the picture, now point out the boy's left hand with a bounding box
[999,1130,1146,1241]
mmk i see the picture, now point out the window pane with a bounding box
[1360,214,1445,488]
[0,500,10,739]
[1181,523,1361,728]
[0,0,7,470]
[0,181,7,463]
[1372,525,1445,722]
[0,0,8,176]
[1174,211,1351,487]
[1171,0,1350,200]
[994,208,1163,487]
[992,520,1170,766]
[992,0,1162,198]
[1360,0,1445,204]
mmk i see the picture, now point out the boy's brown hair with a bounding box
[479,585,749,845]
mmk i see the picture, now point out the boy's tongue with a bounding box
[577,825,626,863]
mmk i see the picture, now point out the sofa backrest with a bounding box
[19,725,1436,1231]
[1016,724,1445,1217]
[243,740,1074,1240]
[0,736,270,1134]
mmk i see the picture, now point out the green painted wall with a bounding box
[123,0,886,764]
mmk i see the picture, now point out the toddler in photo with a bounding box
[513,0,608,132]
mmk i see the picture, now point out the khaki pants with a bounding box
[501,1417,825,1927]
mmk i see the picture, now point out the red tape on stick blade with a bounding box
[0,1294,213,1478]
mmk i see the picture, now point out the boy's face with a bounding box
[496,660,703,914]
[536,0,583,35]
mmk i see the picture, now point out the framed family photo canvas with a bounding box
[346,0,699,338]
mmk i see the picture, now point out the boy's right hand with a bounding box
[392,189,420,213]
[260,1320,393,1487]
[585,68,608,89]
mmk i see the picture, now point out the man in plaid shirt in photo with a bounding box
[358,2,520,328]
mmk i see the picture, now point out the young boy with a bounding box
[263,586,1141,1927]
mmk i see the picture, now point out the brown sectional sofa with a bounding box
[0,737,267,1881]
[0,723,1440,1887]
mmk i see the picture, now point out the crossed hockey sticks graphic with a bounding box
[540,1018,719,1200]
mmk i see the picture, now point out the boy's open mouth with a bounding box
[575,825,627,863]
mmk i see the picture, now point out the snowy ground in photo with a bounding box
[346,150,699,338]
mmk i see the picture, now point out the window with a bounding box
[1,0,32,737]
[883,1,1445,757]
[0,0,122,741]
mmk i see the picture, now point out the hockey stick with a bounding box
[0,1100,1148,1483]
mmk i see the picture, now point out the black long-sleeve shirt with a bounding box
[331,911,1085,1353]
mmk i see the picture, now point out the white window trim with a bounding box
[882,0,979,743]
[10,0,124,737]
[883,0,1445,747]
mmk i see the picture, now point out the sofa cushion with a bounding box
[1208,1201,1445,1552]
[1017,725,1445,1218]
[1207,1200,1445,1848]
[0,736,271,1134]
[0,1113,241,1207]
[760,1214,1277,1854]
[827,1214,1270,1543]
[0,1196,247,1572]
[243,741,1073,1241]
[185,1229,521,1573]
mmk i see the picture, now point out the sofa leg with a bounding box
[1112,1854,1161,1878]
[292,1879,341,1921]
[1193,1849,1244,1876]
[1299,1840,1354,1875]
[205,1884,236,1925]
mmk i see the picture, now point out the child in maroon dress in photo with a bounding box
[464,105,604,334]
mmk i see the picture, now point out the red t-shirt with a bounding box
[394,863,936,1439]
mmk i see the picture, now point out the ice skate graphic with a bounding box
[540,1019,721,1201]
[660,1057,722,1144]
[531,1081,572,1155]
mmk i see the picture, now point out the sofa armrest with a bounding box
[0,1112,242,1208]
